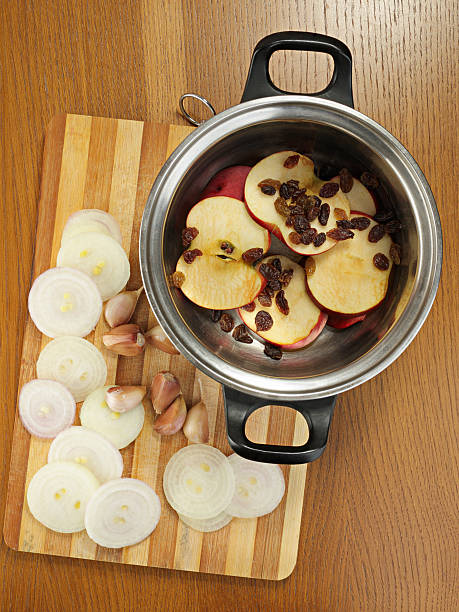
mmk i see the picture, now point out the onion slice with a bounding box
[27,461,100,533]
[163,445,235,520]
[19,379,76,438]
[36,336,107,402]
[178,511,232,532]
[226,454,285,518]
[79,387,144,449]
[61,209,123,245]
[56,232,130,301]
[48,426,123,483]
[28,267,102,338]
[84,478,161,548]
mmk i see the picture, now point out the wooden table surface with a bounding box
[1,1,457,610]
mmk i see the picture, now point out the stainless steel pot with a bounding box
[140,32,442,464]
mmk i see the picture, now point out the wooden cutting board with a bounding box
[3,113,309,580]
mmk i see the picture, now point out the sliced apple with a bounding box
[244,151,350,256]
[331,175,376,216]
[280,311,328,350]
[306,214,393,315]
[238,255,323,347]
[201,166,252,200]
[185,196,270,260]
[176,254,264,310]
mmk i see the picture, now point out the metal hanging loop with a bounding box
[179,93,216,126]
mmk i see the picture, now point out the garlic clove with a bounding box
[183,400,209,444]
[145,325,179,355]
[106,385,147,413]
[150,371,181,414]
[103,323,146,356]
[104,287,143,328]
[153,395,187,435]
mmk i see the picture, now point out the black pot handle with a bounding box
[241,31,354,108]
[223,386,336,464]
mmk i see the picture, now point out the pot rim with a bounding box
[140,95,442,400]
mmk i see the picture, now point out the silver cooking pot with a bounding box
[140,32,442,464]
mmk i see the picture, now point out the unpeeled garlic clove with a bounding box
[183,400,209,444]
[104,287,144,328]
[103,324,146,356]
[153,395,187,435]
[150,371,181,414]
[106,385,147,413]
[145,325,179,355]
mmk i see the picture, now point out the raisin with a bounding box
[275,290,290,315]
[301,228,318,245]
[291,188,306,201]
[242,302,256,312]
[360,171,379,189]
[264,343,282,360]
[270,258,282,272]
[318,203,330,226]
[373,253,390,270]
[327,228,354,241]
[306,203,321,222]
[390,243,402,265]
[304,258,316,276]
[255,311,273,332]
[339,168,353,193]
[350,216,371,230]
[170,271,185,288]
[258,291,272,307]
[284,154,300,168]
[279,269,293,287]
[337,219,353,229]
[265,285,275,297]
[368,224,386,243]
[182,227,199,247]
[259,262,280,281]
[296,193,309,207]
[242,248,264,264]
[287,179,300,188]
[279,183,290,199]
[334,207,348,220]
[285,215,294,227]
[232,324,253,344]
[220,242,234,254]
[289,204,305,216]
[374,209,394,223]
[183,249,203,263]
[319,182,339,198]
[384,220,402,233]
[268,279,282,292]
[305,195,321,208]
[219,313,234,332]
[293,215,310,234]
[211,309,222,322]
[258,178,281,190]
[260,184,276,196]
[274,197,290,216]
[313,232,326,247]
[289,231,302,245]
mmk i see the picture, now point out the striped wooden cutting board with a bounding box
[3,113,309,580]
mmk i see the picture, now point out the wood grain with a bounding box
[1,0,457,610]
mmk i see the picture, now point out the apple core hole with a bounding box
[245,405,309,446]
[269,50,333,95]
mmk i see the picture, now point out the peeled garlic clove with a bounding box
[150,371,181,414]
[183,401,209,444]
[106,385,147,413]
[103,324,145,356]
[145,325,179,355]
[104,287,143,328]
[153,395,187,435]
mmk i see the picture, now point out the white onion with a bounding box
[62,209,122,245]
[179,511,232,532]
[79,387,144,449]
[163,445,235,520]
[225,454,285,518]
[48,426,123,483]
[27,461,100,533]
[84,478,161,548]
[28,267,102,338]
[36,337,107,403]
[56,232,130,301]
[19,379,76,438]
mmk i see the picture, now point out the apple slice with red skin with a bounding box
[201,166,252,201]
[330,176,376,216]
[185,196,270,261]
[176,253,265,310]
[306,212,393,316]
[244,151,350,256]
[327,312,366,329]
[238,255,323,348]
[280,311,328,349]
